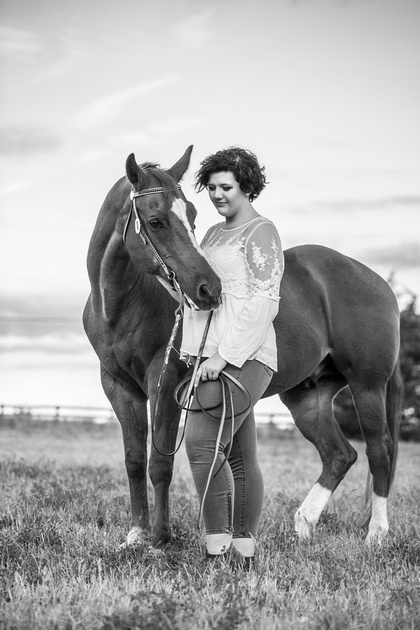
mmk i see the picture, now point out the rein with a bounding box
[152,304,251,529]
[175,367,251,528]
[151,307,213,460]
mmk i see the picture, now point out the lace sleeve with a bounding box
[245,221,283,300]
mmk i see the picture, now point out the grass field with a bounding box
[1,420,419,630]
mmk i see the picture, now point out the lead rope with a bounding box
[152,300,251,531]
[195,371,250,529]
[174,359,251,530]
[151,307,213,457]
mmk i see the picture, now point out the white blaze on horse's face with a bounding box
[170,197,207,258]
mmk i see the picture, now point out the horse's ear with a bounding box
[167,145,193,183]
[126,153,146,188]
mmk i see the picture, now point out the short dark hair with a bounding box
[195,147,267,202]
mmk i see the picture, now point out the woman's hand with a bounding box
[194,352,228,388]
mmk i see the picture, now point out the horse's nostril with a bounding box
[198,283,211,299]
[197,282,221,304]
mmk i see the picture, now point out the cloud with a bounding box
[0,25,42,58]
[361,242,420,270]
[325,196,420,213]
[0,332,88,356]
[149,117,205,138]
[174,10,214,48]
[0,291,85,321]
[0,24,65,85]
[293,195,420,215]
[73,75,182,128]
[110,118,205,152]
[0,126,62,155]
[111,132,152,147]
[0,290,91,361]
[0,292,96,376]
[0,180,34,198]
[78,147,112,164]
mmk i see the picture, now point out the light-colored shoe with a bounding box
[206,545,253,571]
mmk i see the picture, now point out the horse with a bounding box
[83,146,402,548]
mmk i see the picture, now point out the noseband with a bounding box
[123,184,199,311]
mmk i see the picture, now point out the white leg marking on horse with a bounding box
[170,198,208,258]
[295,483,332,540]
[119,526,145,549]
[366,493,388,544]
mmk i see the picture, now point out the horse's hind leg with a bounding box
[350,376,400,543]
[101,367,150,547]
[282,378,358,541]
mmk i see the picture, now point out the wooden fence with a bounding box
[0,404,116,424]
[0,403,295,432]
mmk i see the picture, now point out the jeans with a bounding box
[185,360,273,537]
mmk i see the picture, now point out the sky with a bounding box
[1,0,419,415]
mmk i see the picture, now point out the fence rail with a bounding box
[0,403,295,430]
[0,404,117,424]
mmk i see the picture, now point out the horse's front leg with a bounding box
[147,359,183,547]
[101,367,150,547]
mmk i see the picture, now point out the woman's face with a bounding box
[206,171,249,221]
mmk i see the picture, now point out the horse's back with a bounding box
[271,244,400,391]
[282,244,399,320]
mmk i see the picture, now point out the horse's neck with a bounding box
[93,230,141,323]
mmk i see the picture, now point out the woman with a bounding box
[180,147,284,567]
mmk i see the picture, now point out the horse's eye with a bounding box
[148,219,163,230]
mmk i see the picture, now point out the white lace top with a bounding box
[181,217,284,370]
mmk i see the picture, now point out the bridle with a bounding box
[123,184,199,311]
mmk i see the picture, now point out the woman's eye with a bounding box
[149,219,163,229]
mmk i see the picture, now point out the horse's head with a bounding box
[124,146,222,311]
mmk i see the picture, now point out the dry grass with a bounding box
[1,421,419,629]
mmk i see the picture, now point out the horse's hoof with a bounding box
[119,526,146,549]
[151,524,171,548]
[151,532,171,548]
[294,512,315,542]
[365,525,388,545]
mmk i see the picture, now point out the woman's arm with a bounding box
[218,221,283,367]
[196,221,283,384]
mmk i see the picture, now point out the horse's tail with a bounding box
[361,359,403,526]
[385,359,403,491]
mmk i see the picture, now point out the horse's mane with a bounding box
[139,162,180,196]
